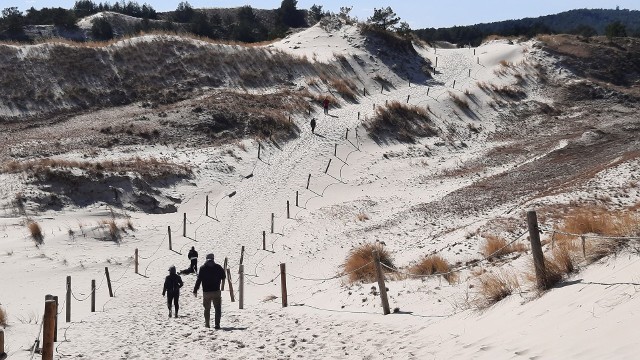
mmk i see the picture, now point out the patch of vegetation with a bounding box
[344,243,393,283]
[410,255,457,284]
[365,101,436,143]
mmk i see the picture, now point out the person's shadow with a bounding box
[314,133,327,139]
[220,326,248,331]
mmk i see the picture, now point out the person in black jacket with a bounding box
[193,253,226,329]
[163,265,183,318]
[188,246,198,274]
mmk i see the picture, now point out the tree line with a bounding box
[415,8,640,46]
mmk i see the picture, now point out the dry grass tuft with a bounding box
[476,270,519,308]
[366,101,435,143]
[329,78,358,102]
[344,243,394,283]
[551,245,575,274]
[28,220,44,245]
[481,235,527,259]
[411,255,457,284]
[101,219,121,242]
[2,157,192,180]
[449,92,470,110]
[554,207,639,262]
[0,304,7,326]
[356,212,370,222]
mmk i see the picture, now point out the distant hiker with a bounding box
[323,97,330,115]
[163,266,184,318]
[193,253,226,329]
[310,118,317,134]
[188,246,198,274]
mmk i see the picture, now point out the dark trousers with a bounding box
[190,259,198,273]
[167,292,179,313]
[203,291,222,328]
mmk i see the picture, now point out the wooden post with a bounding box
[406,95,410,103]
[477,57,479,65]
[168,226,172,251]
[44,295,56,343]
[581,236,586,259]
[42,299,56,360]
[271,213,275,233]
[363,87,366,96]
[205,195,209,217]
[334,143,338,156]
[287,201,290,219]
[280,263,288,308]
[373,251,391,315]
[226,268,235,302]
[105,267,113,298]
[381,85,383,94]
[52,296,58,342]
[239,264,244,309]
[474,48,476,55]
[263,231,266,250]
[357,112,360,120]
[296,191,299,207]
[527,211,547,290]
[435,57,438,68]
[325,159,332,174]
[0,328,4,357]
[306,174,311,190]
[240,246,245,265]
[66,276,71,322]
[345,129,349,139]
[221,258,227,291]
[91,279,96,313]
[134,248,139,275]
[427,87,430,96]
[183,213,186,237]
[453,80,456,88]
[372,103,375,110]
[468,69,471,77]
[258,142,261,160]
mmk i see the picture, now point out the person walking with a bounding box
[310,118,316,134]
[323,97,330,115]
[162,265,183,318]
[188,246,198,274]
[193,253,226,329]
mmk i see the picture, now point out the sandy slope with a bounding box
[2,22,640,359]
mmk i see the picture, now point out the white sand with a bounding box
[2,22,639,359]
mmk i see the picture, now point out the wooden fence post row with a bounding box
[221,258,228,291]
[183,213,187,237]
[280,263,288,308]
[42,299,56,360]
[373,251,391,315]
[226,268,235,302]
[66,276,71,323]
[239,264,244,310]
[0,328,5,358]
[527,211,547,290]
[105,267,114,297]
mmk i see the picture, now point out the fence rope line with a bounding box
[138,233,168,260]
[541,227,640,241]
[47,65,502,355]
[246,273,281,286]
[381,230,529,280]
[70,275,106,302]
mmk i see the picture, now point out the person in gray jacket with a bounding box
[193,253,226,329]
